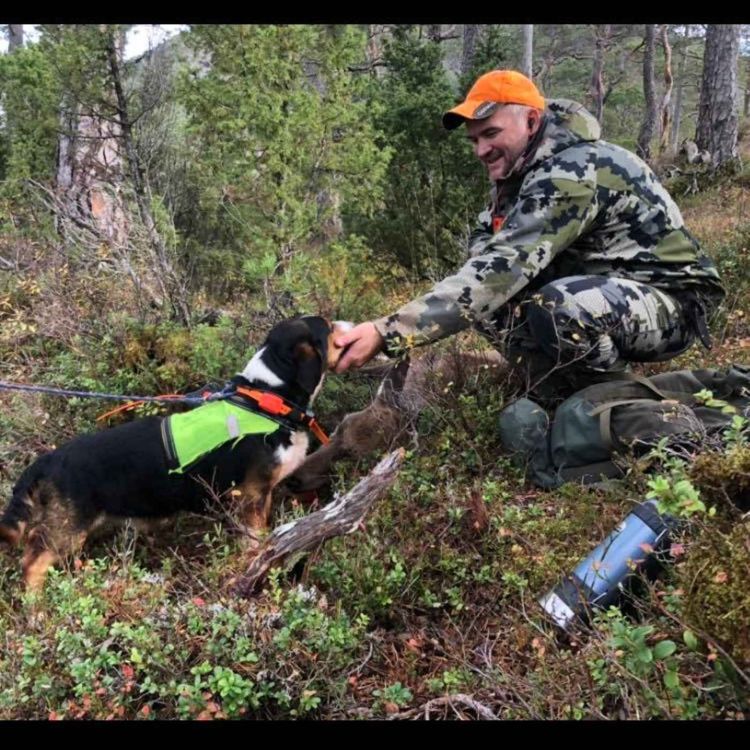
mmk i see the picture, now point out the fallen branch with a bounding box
[234,448,405,597]
[391,693,499,721]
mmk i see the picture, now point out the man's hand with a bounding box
[334,322,385,373]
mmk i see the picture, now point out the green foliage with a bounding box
[693,388,737,414]
[37,25,125,116]
[598,609,678,679]
[372,681,413,710]
[601,84,641,150]
[678,521,750,665]
[647,473,708,517]
[645,439,712,518]
[282,233,406,322]
[349,28,488,278]
[0,543,369,720]
[425,667,473,694]
[586,606,710,718]
[178,25,389,291]
[45,314,249,398]
[313,546,411,621]
[458,26,519,92]
[690,443,750,515]
[0,43,59,218]
[723,415,748,449]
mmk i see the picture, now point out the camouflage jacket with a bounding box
[373,99,725,352]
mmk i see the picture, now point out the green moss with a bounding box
[690,446,750,515]
[679,521,750,665]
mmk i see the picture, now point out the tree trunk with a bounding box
[590,25,611,123]
[365,24,386,78]
[696,24,740,167]
[461,24,481,76]
[104,27,191,324]
[54,28,127,250]
[73,110,127,246]
[522,25,534,78]
[658,25,674,155]
[670,28,688,152]
[8,24,23,51]
[744,55,750,118]
[636,25,659,163]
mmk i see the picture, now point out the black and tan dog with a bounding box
[0,316,350,591]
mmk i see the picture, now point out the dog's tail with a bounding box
[0,456,49,547]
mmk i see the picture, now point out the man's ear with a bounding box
[294,341,323,394]
[527,108,541,134]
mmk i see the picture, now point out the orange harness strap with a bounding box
[236,388,293,417]
[307,418,331,446]
[236,387,330,445]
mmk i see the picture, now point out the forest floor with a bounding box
[0,143,749,720]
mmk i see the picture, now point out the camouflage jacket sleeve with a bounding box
[372,171,598,353]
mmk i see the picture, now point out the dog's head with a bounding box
[243,316,352,400]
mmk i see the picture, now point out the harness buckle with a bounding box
[254,391,289,416]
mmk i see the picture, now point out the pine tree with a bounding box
[178,25,389,292]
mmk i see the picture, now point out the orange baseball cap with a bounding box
[443,70,545,130]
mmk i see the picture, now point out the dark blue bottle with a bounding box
[539,499,674,630]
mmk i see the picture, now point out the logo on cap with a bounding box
[472,101,498,119]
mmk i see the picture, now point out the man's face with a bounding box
[466,105,540,181]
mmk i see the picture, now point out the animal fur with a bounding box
[287,347,508,493]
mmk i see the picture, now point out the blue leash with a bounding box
[0,380,226,406]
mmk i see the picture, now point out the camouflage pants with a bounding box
[477,275,695,404]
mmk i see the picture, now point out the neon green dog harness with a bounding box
[161,400,280,474]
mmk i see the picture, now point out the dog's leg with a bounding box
[21,529,59,593]
[22,525,90,593]
[229,479,272,551]
[131,517,172,546]
[243,488,275,549]
[257,487,275,536]
[23,551,58,592]
[0,520,25,547]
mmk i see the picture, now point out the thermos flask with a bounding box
[538,499,674,629]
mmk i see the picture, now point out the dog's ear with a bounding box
[293,341,323,394]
